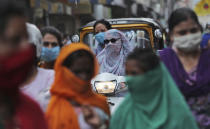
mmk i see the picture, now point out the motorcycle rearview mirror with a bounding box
[71,34,80,43]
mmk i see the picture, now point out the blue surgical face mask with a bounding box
[95,32,105,45]
[41,46,60,62]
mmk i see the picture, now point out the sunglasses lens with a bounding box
[104,38,119,44]
[110,39,117,43]
[52,42,58,47]
[104,40,109,44]
[43,42,49,47]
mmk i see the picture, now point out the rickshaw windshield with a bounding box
[83,29,151,53]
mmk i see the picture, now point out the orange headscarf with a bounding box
[46,43,110,129]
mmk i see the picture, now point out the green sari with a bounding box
[109,63,199,129]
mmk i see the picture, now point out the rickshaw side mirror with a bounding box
[72,35,80,43]
[154,29,163,39]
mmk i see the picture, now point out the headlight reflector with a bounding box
[94,80,117,94]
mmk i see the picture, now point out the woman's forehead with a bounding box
[174,18,198,31]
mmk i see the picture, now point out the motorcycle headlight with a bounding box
[94,80,117,94]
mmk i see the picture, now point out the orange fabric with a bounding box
[46,43,110,129]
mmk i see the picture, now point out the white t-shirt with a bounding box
[21,68,55,112]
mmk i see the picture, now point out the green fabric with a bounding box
[109,63,199,129]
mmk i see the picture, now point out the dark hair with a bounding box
[41,26,62,47]
[93,19,112,34]
[127,48,160,72]
[0,0,26,36]
[168,8,202,33]
[63,50,94,68]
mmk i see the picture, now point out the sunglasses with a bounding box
[177,27,200,36]
[104,38,120,44]
[43,41,58,47]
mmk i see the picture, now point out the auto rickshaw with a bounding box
[74,18,165,52]
[71,18,166,113]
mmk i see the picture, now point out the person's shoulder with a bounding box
[201,49,210,63]
[38,67,55,74]
[16,92,48,129]
[38,68,55,78]
[159,48,174,60]
[159,47,173,55]
[201,48,210,56]
[18,92,43,111]
[37,67,55,87]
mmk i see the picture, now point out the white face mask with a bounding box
[172,32,202,52]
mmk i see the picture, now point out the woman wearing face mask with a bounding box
[0,0,48,129]
[46,43,110,129]
[93,19,112,55]
[109,48,199,129]
[159,8,210,128]
[40,26,62,69]
[96,29,133,76]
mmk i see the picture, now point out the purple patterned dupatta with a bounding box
[159,48,210,98]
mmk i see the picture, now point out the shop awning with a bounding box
[58,0,112,5]
[30,0,72,15]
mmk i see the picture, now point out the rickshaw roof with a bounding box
[81,18,161,30]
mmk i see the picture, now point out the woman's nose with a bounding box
[47,44,53,49]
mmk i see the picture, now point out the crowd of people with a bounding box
[1,0,210,129]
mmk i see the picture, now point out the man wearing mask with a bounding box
[40,26,62,69]
[0,0,48,129]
